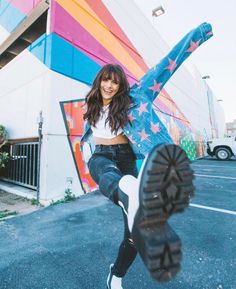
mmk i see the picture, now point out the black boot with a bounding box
[132,144,195,282]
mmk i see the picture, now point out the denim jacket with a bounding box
[81,22,213,160]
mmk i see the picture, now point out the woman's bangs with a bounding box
[101,69,120,83]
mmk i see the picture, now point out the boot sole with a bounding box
[132,144,195,282]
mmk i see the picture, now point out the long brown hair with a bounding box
[83,64,131,133]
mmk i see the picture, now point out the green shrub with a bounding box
[50,189,77,206]
[0,125,7,143]
[64,188,76,202]
[0,210,17,219]
[0,125,9,169]
[0,152,9,169]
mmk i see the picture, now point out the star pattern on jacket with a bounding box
[151,122,161,134]
[149,80,163,95]
[165,58,177,74]
[138,129,150,141]
[186,39,201,52]
[136,102,148,116]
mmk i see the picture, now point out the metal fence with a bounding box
[0,141,39,190]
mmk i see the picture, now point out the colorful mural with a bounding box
[60,100,97,192]
[50,0,147,82]
[155,91,205,160]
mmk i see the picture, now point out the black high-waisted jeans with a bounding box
[88,143,138,277]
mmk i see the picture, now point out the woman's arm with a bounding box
[131,22,213,102]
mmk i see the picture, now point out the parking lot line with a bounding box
[192,164,234,169]
[190,203,236,215]
[195,174,236,180]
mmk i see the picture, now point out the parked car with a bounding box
[207,136,236,160]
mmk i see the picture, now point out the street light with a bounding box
[202,75,210,79]
[152,6,165,17]
[201,75,214,137]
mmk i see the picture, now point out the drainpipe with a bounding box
[36,111,43,204]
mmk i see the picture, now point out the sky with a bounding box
[134,0,236,123]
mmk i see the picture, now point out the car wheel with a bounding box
[215,148,231,160]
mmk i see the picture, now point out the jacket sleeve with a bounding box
[131,22,213,102]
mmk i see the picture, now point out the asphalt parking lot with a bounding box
[0,158,235,289]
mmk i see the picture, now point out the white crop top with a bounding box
[91,106,123,139]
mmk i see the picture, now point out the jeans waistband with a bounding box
[95,143,131,150]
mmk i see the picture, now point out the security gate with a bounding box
[0,140,39,190]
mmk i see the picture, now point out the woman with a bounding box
[83,64,139,289]
[81,22,213,289]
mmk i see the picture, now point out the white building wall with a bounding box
[39,71,90,201]
[215,103,226,137]
[39,134,83,202]
[165,69,212,138]
[102,0,169,68]
[0,50,47,138]
[0,50,84,202]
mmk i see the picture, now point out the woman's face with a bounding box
[100,76,120,105]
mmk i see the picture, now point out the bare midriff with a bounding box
[94,134,129,145]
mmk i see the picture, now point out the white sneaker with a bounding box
[118,174,139,232]
[106,264,123,289]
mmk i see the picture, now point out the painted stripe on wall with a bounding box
[5,0,42,15]
[51,2,137,84]
[54,0,145,79]
[0,0,43,32]
[84,0,148,72]
[29,32,141,85]
[29,32,101,86]
[0,0,26,32]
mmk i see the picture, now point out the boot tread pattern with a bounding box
[142,145,194,219]
[134,144,195,282]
